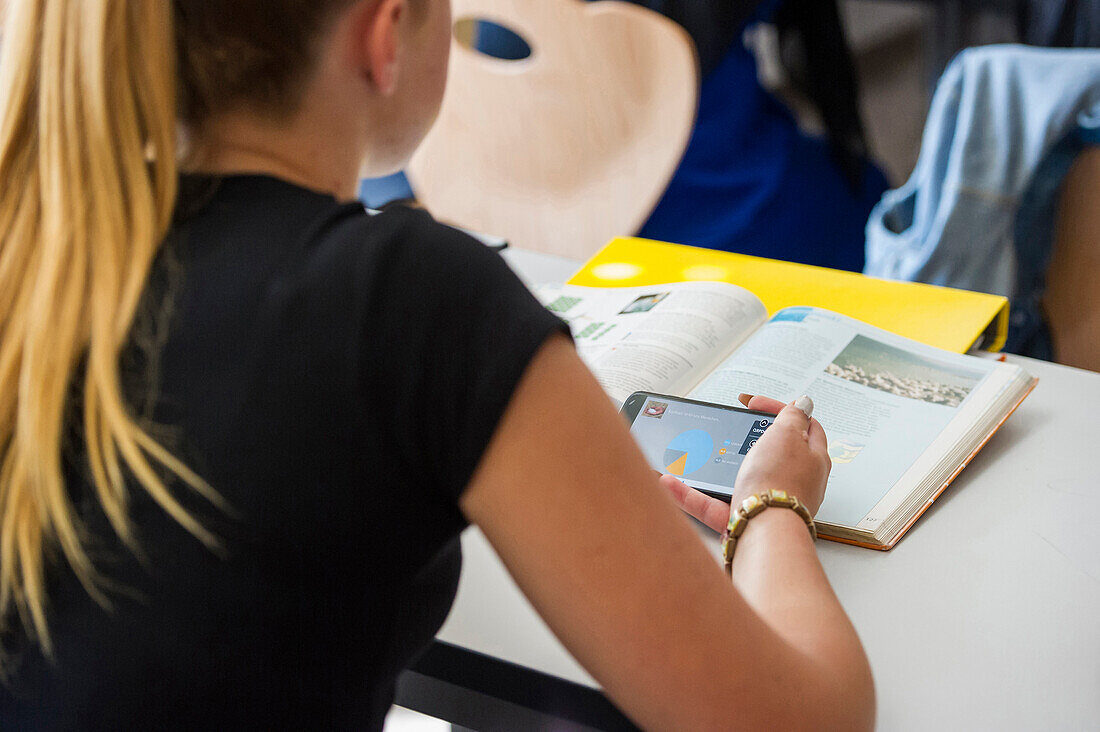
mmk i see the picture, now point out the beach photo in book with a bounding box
[826,335,983,408]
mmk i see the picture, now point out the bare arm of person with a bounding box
[661,393,871,685]
[1045,147,1100,372]
[460,334,874,731]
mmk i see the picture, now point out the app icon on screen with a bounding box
[739,420,771,455]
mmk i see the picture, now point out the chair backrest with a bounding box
[406,0,698,260]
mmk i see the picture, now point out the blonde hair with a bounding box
[0,0,358,658]
[0,0,221,656]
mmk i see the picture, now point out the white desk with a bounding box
[399,248,1100,731]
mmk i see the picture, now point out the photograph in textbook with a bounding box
[825,335,983,408]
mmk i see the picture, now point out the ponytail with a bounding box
[0,0,218,657]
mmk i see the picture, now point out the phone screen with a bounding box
[623,393,775,499]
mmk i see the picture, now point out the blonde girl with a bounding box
[0,1,873,728]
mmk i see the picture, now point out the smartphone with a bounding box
[620,391,776,501]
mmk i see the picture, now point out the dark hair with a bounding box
[773,0,870,191]
[639,0,871,192]
[173,0,355,124]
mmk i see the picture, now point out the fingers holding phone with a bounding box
[624,391,830,530]
[732,396,831,515]
[656,472,731,533]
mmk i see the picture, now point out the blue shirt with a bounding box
[637,16,887,271]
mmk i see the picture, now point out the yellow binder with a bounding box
[567,238,1010,353]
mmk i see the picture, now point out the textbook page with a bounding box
[537,283,768,405]
[688,307,1009,531]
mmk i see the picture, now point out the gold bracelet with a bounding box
[722,489,817,574]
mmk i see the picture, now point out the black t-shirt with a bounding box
[0,175,567,730]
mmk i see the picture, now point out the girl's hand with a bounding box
[659,394,831,533]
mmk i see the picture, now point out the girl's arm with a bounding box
[1045,147,1100,371]
[460,334,874,731]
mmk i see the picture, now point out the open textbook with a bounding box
[538,281,1037,550]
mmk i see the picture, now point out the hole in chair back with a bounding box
[454,17,533,61]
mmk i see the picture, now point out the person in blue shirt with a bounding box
[478,0,889,271]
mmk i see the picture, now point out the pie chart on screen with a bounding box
[663,429,714,476]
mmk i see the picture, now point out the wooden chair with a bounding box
[406,0,698,260]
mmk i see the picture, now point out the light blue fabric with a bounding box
[864,45,1100,355]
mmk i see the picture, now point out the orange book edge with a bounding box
[819,376,1039,551]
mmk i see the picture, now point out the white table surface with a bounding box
[440,248,1100,731]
